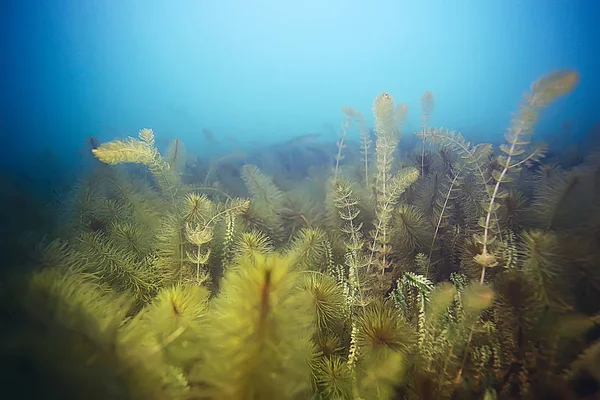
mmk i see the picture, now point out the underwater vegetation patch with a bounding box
[3,70,600,400]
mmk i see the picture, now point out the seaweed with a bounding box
[5,70,600,400]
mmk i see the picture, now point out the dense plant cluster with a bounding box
[2,70,599,400]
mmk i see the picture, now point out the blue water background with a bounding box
[1,0,598,181]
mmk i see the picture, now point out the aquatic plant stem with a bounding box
[421,138,426,176]
[426,164,466,276]
[477,113,528,278]
[455,328,475,385]
[334,119,350,181]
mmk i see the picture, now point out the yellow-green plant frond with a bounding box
[182,192,214,224]
[299,271,346,331]
[475,71,578,278]
[92,136,157,166]
[417,283,458,372]
[413,170,449,227]
[396,271,435,344]
[460,237,486,280]
[314,355,353,400]
[138,127,155,145]
[330,177,372,310]
[419,92,435,178]
[233,230,274,261]
[461,282,495,320]
[288,227,328,270]
[314,332,345,358]
[369,166,420,273]
[498,189,527,229]
[185,223,213,247]
[25,268,129,340]
[499,229,518,271]
[448,283,495,391]
[198,252,316,399]
[139,284,209,336]
[281,192,325,239]
[348,106,372,187]
[373,92,397,138]
[428,282,457,318]
[99,198,130,225]
[75,231,159,302]
[332,178,364,249]
[6,268,187,400]
[390,166,420,197]
[214,197,251,220]
[416,128,492,176]
[531,70,580,105]
[37,238,87,272]
[529,167,586,230]
[153,212,186,281]
[520,230,569,310]
[370,93,411,273]
[166,138,187,172]
[414,252,431,278]
[456,171,489,228]
[109,220,154,259]
[237,202,270,236]
[104,170,165,232]
[421,91,435,121]
[208,198,251,262]
[430,166,463,247]
[134,284,209,367]
[59,175,106,236]
[334,107,352,182]
[391,203,432,256]
[184,222,213,284]
[93,128,181,200]
[215,199,250,268]
[391,270,433,325]
[241,164,286,242]
[356,348,408,400]
[493,270,542,365]
[356,298,416,359]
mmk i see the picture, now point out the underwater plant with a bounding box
[474,71,579,282]
[4,69,600,400]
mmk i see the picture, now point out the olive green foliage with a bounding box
[241,164,286,243]
[474,71,579,278]
[3,268,190,400]
[197,252,316,399]
[4,70,600,400]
